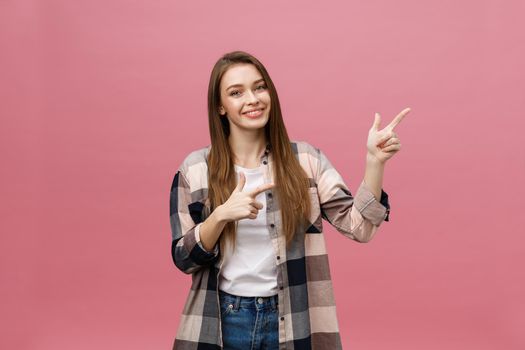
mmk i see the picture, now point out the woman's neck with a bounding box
[228,131,267,168]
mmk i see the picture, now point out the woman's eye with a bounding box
[230,85,265,97]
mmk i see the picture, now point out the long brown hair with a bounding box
[207,50,311,256]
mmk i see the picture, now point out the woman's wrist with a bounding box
[366,152,385,166]
[199,205,228,252]
[213,205,229,224]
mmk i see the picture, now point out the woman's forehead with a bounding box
[221,64,263,88]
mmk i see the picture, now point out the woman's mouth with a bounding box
[242,108,264,118]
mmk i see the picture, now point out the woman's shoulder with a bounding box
[177,144,211,177]
[289,140,324,180]
[290,139,321,157]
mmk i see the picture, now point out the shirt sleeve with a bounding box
[195,223,220,255]
[315,147,391,243]
[170,169,219,274]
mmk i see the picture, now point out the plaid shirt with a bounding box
[170,140,390,350]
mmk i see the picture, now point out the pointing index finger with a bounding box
[387,107,411,130]
[249,183,275,197]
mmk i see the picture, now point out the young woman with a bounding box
[170,50,409,350]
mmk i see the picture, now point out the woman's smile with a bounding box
[242,108,264,118]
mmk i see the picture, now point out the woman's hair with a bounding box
[207,50,311,254]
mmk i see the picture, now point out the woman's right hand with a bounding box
[217,172,275,222]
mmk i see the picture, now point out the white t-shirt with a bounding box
[217,163,278,297]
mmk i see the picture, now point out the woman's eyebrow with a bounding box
[226,78,265,91]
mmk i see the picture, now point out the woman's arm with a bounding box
[315,146,390,243]
[198,209,227,252]
[363,153,385,201]
[171,168,274,274]
[170,170,220,274]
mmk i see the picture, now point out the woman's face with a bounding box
[218,63,271,134]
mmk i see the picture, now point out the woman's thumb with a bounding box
[235,172,246,192]
[373,112,381,130]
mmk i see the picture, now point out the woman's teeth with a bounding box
[244,109,262,117]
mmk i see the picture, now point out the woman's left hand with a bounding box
[366,107,411,164]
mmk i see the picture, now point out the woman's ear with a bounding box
[219,106,226,115]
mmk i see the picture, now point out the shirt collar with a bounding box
[259,142,271,159]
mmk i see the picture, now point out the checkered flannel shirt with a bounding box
[170,140,390,349]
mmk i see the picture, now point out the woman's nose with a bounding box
[245,90,259,104]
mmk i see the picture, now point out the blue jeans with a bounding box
[219,289,279,350]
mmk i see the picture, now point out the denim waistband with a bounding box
[219,289,278,311]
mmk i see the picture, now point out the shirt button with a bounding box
[280,317,284,321]
[279,286,283,290]
[270,223,275,228]
[276,255,280,260]
[268,192,272,198]
[263,160,267,165]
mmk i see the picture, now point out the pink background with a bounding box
[1,0,524,349]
